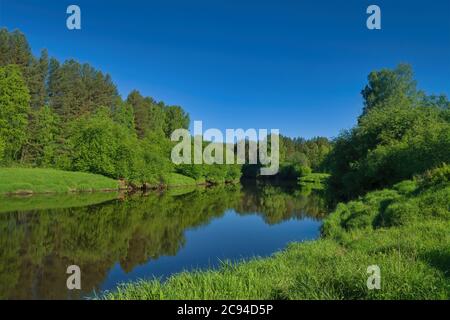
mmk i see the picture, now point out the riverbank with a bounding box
[103,166,450,300]
[0,168,121,195]
[0,168,239,195]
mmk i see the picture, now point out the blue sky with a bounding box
[1,0,449,138]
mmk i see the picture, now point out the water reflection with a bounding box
[0,182,327,300]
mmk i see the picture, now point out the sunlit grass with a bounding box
[103,229,449,300]
[0,167,119,194]
[166,173,197,187]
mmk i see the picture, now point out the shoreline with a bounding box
[0,167,241,197]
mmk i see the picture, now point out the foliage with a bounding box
[299,173,330,191]
[280,136,332,171]
[65,108,139,179]
[325,64,450,200]
[0,64,31,163]
[47,58,120,121]
[323,165,450,236]
[164,105,190,137]
[0,29,48,109]
[23,105,60,166]
[134,131,174,185]
[361,64,420,116]
[126,90,189,139]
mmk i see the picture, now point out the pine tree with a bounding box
[48,59,120,122]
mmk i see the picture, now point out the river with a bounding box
[0,181,327,299]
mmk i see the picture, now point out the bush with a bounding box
[417,187,450,220]
[382,201,420,227]
[343,201,379,230]
[225,164,242,182]
[134,132,174,185]
[297,165,312,176]
[393,180,418,195]
[418,164,450,189]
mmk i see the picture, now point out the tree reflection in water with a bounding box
[0,182,327,299]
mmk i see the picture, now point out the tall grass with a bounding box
[0,167,119,194]
[103,229,449,300]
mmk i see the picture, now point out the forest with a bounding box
[0,28,332,190]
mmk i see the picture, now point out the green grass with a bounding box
[103,224,449,300]
[0,167,119,195]
[103,166,450,300]
[166,173,199,187]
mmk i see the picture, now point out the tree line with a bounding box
[1,29,448,194]
[0,29,241,186]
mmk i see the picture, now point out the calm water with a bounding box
[0,181,326,300]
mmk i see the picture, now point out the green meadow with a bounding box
[0,168,119,195]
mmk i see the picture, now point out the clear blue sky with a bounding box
[1,0,449,138]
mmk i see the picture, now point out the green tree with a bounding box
[0,64,31,162]
[164,105,190,137]
[24,105,60,166]
[0,29,32,70]
[113,101,135,132]
[67,107,140,179]
[26,49,49,109]
[326,65,450,200]
[135,131,174,185]
[48,59,120,121]
[126,90,149,138]
[126,90,167,138]
[361,64,419,116]
[0,30,49,110]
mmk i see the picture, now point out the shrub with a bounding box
[418,164,450,189]
[393,180,418,195]
[342,201,379,231]
[382,201,420,227]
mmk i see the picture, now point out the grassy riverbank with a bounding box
[103,166,450,300]
[0,168,238,197]
[166,173,200,187]
[0,168,120,195]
